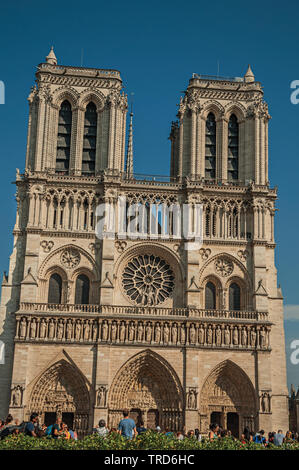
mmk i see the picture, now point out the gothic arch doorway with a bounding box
[108,350,184,431]
[200,360,257,437]
[28,359,90,437]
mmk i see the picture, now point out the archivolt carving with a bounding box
[199,252,251,289]
[200,360,257,415]
[52,86,80,108]
[201,100,225,119]
[39,244,99,279]
[108,350,183,412]
[223,101,247,121]
[78,88,106,111]
[29,358,90,416]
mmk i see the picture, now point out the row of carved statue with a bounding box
[15,316,270,349]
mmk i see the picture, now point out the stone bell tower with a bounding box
[0,48,128,425]
[168,66,288,432]
[0,56,289,436]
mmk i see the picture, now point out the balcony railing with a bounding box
[17,303,268,321]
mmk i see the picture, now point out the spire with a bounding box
[244,64,255,83]
[46,46,57,65]
[291,384,296,398]
[125,110,134,179]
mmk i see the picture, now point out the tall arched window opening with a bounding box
[229,282,241,310]
[205,113,216,180]
[75,274,90,304]
[48,273,62,304]
[228,114,239,181]
[82,102,97,175]
[56,100,72,174]
[205,281,216,309]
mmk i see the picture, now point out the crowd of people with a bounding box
[208,423,299,446]
[1,410,299,447]
[0,413,78,440]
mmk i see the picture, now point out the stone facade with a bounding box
[0,51,289,437]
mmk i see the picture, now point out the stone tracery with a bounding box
[122,254,175,306]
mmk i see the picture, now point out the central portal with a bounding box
[108,350,183,431]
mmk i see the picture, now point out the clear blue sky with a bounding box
[0,0,299,389]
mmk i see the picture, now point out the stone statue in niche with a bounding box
[40,319,47,339]
[111,322,117,341]
[30,319,37,339]
[57,321,64,340]
[84,321,90,341]
[164,324,170,343]
[155,323,161,343]
[96,386,107,407]
[48,320,55,339]
[146,323,152,342]
[129,322,135,341]
[216,327,221,346]
[187,388,197,409]
[66,321,73,340]
[198,325,204,344]
[137,323,143,342]
[120,322,126,342]
[251,328,256,347]
[20,318,27,338]
[172,324,178,344]
[189,324,196,344]
[180,325,186,344]
[92,322,98,341]
[241,328,247,346]
[207,326,212,344]
[102,321,108,341]
[224,327,230,345]
[10,385,23,407]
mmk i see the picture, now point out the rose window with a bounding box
[61,248,81,269]
[215,257,234,277]
[122,255,175,306]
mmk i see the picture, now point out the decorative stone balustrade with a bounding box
[18,303,268,321]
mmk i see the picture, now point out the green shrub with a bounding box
[1,432,299,450]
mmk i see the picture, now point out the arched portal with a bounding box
[108,350,184,431]
[200,360,257,437]
[28,359,90,437]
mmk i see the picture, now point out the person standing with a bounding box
[95,419,109,437]
[24,413,39,437]
[117,410,137,439]
[136,420,146,435]
[273,430,285,446]
[52,417,62,439]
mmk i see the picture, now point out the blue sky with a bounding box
[0,0,298,389]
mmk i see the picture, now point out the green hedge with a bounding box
[1,432,299,450]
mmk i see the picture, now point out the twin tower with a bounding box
[0,49,288,437]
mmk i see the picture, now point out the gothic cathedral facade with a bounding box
[0,49,289,437]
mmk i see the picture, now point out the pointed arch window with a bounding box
[205,281,216,309]
[229,282,241,310]
[205,113,216,180]
[75,274,90,304]
[48,273,62,304]
[56,100,72,174]
[228,114,239,181]
[82,102,97,175]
